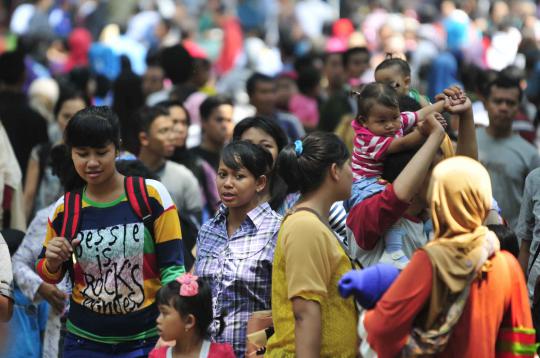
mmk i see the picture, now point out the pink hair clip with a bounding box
[176,273,199,297]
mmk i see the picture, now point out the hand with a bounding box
[338,264,400,309]
[44,237,81,273]
[38,283,67,313]
[444,96,472,114]
[435,85,464,104]
[430,112,447,129]
[417,112,445,137]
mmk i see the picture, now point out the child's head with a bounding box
[374,58,411,96]
[156,274,213,342]
[355,82,401,137]
[217,141,273,209]
[487,224,519,258]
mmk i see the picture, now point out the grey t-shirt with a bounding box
[155,160,203,215]
[477,128,540,229]
[516,168,540,298]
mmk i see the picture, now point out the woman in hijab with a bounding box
[357,156,535,357]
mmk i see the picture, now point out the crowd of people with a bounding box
[1,0,540,357]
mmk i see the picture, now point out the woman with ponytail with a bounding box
[265,132,358,357]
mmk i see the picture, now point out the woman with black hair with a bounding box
[23,89,87,219]
[233,116,349,241]
[265,132,358,357]
[35,106,185,357]
[194,141,282,357]
[266,132,357,358]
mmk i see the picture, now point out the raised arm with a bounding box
[392,115,445,202]
[435,89,477,160]
[386,130,426,154]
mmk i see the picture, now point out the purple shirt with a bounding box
[194,202,282,357]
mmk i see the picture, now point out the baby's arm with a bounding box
[386,129,426,154]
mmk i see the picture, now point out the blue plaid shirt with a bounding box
[194,202,282,357]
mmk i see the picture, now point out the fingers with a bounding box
[71,238,81,250]
[46,237,74,263]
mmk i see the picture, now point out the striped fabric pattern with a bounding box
[351,111,417,180]
[496,327,538,357]
[35,179,185,344]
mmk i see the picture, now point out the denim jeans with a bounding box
[63,332,158,358]
[344,177,386,212]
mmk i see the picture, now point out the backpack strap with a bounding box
[124,176,153,233]
[60,190,83,240]
[60,189,83,286]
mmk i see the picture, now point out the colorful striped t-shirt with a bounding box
[36,179,185,344]
[351,111,417,179]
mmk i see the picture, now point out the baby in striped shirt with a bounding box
[349,82,464,268]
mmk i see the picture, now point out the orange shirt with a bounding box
[361,250,533,357]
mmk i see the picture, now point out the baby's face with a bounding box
[362,103,401,137]
[375,66,409,96]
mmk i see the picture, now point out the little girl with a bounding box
[349,82,464,268]
[150,274,235,358]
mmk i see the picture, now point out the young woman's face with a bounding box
[336,160,353,201]
[240,127,279,163]
[169,105,189,148]
[57,98,86,133]
[71,142,117,186]
[216,160,265,209]
[156,304,187,342]
[362,103,401,137]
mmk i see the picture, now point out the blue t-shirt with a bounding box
[3,285,49,358]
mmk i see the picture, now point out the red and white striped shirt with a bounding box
[351,111,417,179]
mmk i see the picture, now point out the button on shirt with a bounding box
[194,202,282,357]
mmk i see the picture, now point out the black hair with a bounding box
[136,105,170,133]
[156,100,191,126]
[246,73,274,97]
[0,50,25,85]
[221,141,273,180]
[485,73,523,102]
[297,67,321,95]
[54,86,88,118]
[343,46,370,68]
[232,116,288,152]
[232,116,289,210]
[115,159,159,180]
[156,278,219,339]
[95,74,111,98]
[199,95,233,122]
[68,67,94,104]
[477,69,499,98]
[160,44,194,85]
[375,57,411,77]
[398,94,422,112]
[277,132,349,194]
[65,106,121,150]
[487,224,519,258]
[112,70,144,154]
[381,149,417,183]
[58,106,122,191]
[353,82,400,119]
